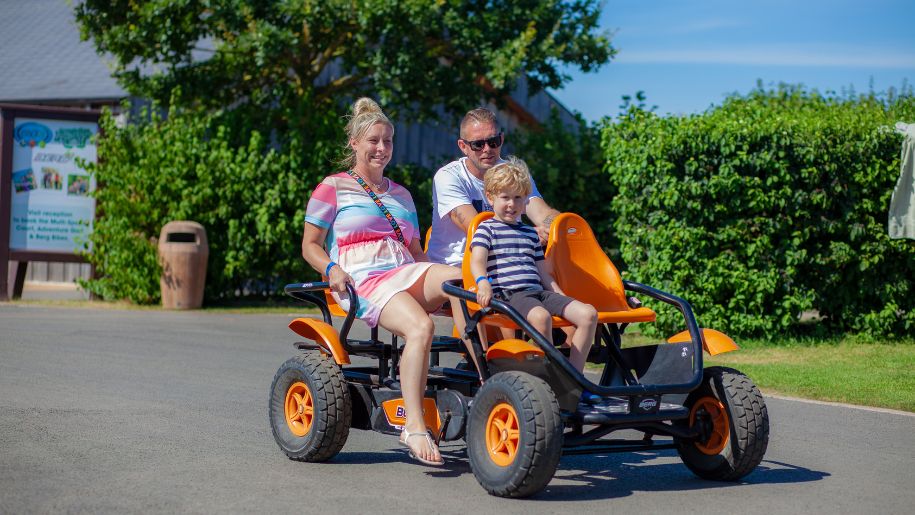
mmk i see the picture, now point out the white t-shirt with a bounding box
[427,157,542,266]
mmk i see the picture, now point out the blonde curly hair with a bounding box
[339,97,394,169]
[483,156,532,197]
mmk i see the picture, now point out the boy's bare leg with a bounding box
[562,301,599,372]
[526,306,554,345]
[559,326,575,348]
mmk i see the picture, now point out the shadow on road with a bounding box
[413,447,829,501]
[546,453,828,501]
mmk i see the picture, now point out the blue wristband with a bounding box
[475,275,490,284]
[325,261,337,276]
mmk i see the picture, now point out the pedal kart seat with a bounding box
[545,213,656,324]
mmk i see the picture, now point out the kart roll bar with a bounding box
[284,282,360,344]
[442,279,704,396]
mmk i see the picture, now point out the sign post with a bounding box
[0,104,100,300]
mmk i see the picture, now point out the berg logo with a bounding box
[638,398,658,411]
[14,122,53,148]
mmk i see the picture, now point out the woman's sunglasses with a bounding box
[461,132,503,152]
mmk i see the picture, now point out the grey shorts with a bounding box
[498,289,574,320]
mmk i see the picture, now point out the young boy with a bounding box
[470,156,599,374]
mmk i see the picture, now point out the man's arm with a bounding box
[448,204,480,234]
[526,197,561,243]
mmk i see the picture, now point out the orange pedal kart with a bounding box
[268,212,769,498]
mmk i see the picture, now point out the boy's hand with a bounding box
[476,281,493,307]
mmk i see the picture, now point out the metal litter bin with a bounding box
[158,221,208,309]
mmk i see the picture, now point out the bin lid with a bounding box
[159,221,208,248]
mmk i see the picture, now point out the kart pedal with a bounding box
[436,412,453,445]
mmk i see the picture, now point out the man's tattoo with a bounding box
[542,214,556,227]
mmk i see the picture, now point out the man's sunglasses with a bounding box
[461,132,503,152]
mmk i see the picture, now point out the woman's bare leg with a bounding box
[378,292,439,463]
[406,264,484,370]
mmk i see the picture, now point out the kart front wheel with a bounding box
[677,366,769,480]
[269,353,351,461]
[467,371,563,498]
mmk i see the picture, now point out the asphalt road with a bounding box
[1,304,913,514]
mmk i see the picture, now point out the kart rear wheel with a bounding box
[467,371,563,498]
[269,353,351,462]
[677,366,769,480]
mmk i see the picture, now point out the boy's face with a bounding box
[486,187,526,223]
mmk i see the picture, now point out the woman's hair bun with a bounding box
[353,97,381,117]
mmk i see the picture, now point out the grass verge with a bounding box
[705,338,915,412]
[609,334,915,412]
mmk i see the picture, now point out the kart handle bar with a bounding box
[442,278,704,396]
[284,282,360,344]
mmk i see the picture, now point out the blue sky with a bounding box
[549,0,915,121]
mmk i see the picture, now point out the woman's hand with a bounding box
[476,280,492,308]
[327,264,354,294]
[302,222,353,294]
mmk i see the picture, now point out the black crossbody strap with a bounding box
[346,170,407,246]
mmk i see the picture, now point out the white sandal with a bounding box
[399,430,444,466]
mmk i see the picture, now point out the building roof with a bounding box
[0,0,126,104]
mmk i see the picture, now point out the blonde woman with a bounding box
[301,98,461,466]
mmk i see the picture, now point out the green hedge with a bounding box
[81,103,334,303]
[602,86,915,338]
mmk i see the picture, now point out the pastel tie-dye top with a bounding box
[304,173,429,324]
[305,172,420,260]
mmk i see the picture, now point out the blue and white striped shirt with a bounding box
[470,219,544,294]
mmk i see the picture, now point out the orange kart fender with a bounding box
[288,318,351,365]
[486,339,545,362]
[667,328,739,356]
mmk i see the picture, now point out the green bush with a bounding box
[603,85,915,338]
[81,102,337,303]
[81,100,453,304]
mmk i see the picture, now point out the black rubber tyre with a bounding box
[269,353,351,462]
[677,366,769,481]
[466,371,563,498]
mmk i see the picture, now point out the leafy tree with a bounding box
[76,0,614,130]
[618,90,656,116]
[74,1,615,302]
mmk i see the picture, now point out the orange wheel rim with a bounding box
[485,402,520,467]
[284,381,314,437]
[690,396,730,455]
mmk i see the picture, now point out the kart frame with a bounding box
[272,212,769,497]
[283,276,709,452]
